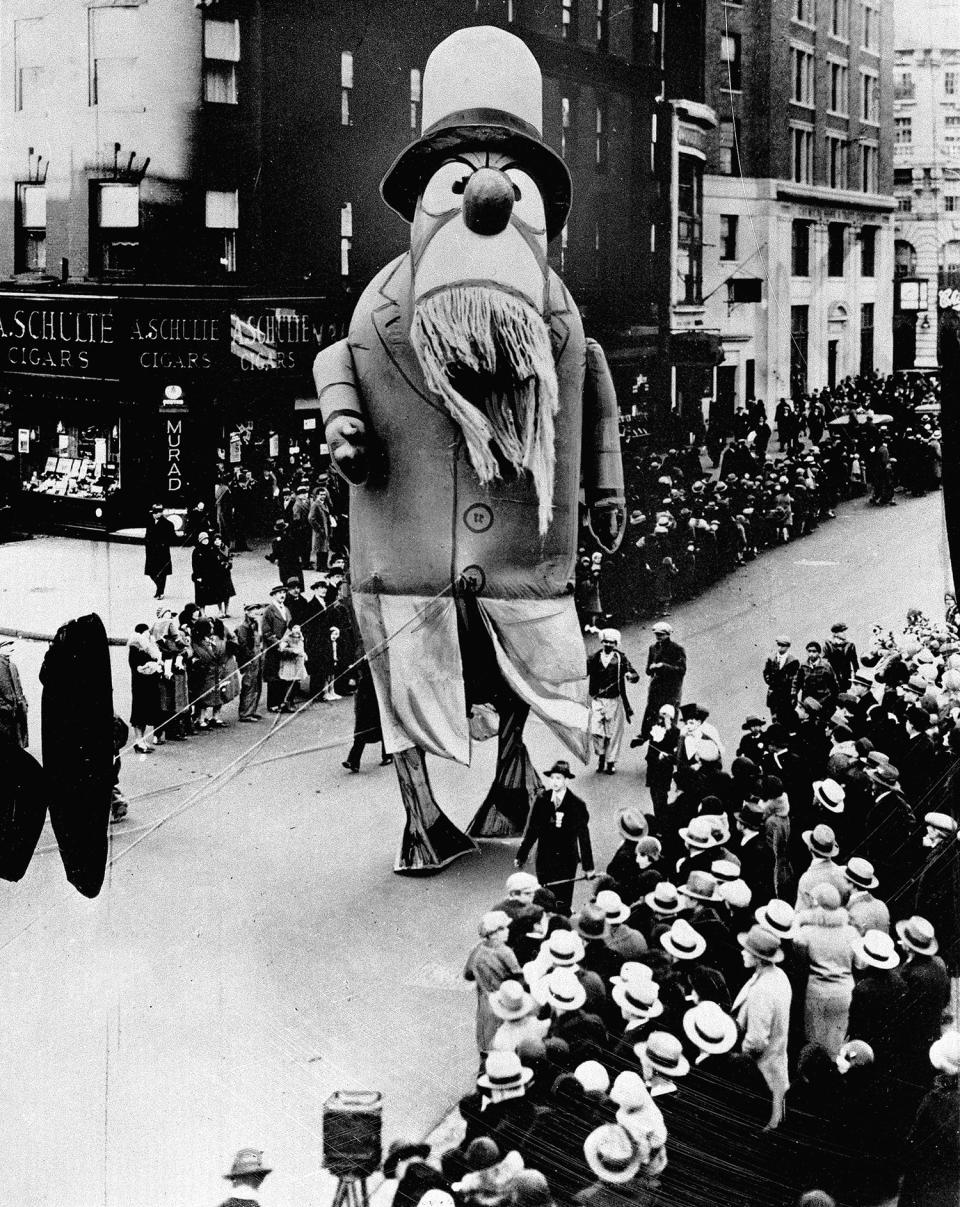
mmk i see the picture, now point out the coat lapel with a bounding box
[367,255,447,417]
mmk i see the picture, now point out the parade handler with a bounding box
[313,26,625,873]
[586,629,640,775]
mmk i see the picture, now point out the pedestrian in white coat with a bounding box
[733,924,793,1129]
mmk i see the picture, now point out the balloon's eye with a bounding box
[451,177,469,195]
[513,183,522,201]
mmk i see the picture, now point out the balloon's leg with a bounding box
[468,698,537,839]
[393,746,479,875]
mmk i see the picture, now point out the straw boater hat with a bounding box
[574,1061,611,1095]
[583,1124,643,1184]
[617,809,649,842]
[489,980,537,1020]
[754,899,797,940]
[610,961,653,988]
[639,1031,690,1079]
[652,621,673,635]
[682,1001,738,1055]
[856,929,900,970]
[924,811,959,838]
[609,1070,652,1111]
[595,890,631,925]
[477,1050,534,1091]
[679,870,722,903]
[803,824,839,859]
[738,924,784,963]
[813,779,846,814]
[843,858,879,892]
[678,816,719,850]
[612,974,663,1022]
[380,26,571,238]
[711,857,741,883]
[895,915,939,956]
[543,929,585,966]
[644,882,685,915]
[600,628,622,646]
[543,967,587,1013]
[659,918,706,961]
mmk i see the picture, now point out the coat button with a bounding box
[463,503,494,533]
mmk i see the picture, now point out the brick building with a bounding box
[0,0,676,531]
[698,0,896,428]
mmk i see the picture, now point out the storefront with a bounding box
[0,287,346,533]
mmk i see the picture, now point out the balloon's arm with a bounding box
[582,337,626,553]
[312,339,371,485]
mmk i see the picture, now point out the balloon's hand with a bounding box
[326,416,369,485]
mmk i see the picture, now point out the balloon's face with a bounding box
[411,150,549,313]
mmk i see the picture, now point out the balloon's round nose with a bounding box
[462,168,515,236]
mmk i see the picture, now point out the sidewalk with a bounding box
[0,534,286,643]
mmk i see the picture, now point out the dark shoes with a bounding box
[342,760,360,773]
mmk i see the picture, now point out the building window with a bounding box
[561,0,576,40]
[15,184,46,273]
[792,220,811,276]
[650,111,657,171]
[894,116,912,144]
[651,1,661,69]
[90,5,139,110]
[595,99,608,171]
[860,225,876,276]
[945,114,960,141]
[861,142,878,192]
[596,0,608,49]
[720,214,738,260]
[720,33,742,90]
[830,0,850,38]
[507,0,515,21]
[410,68,422,133]
[794,0,816,21]
[340,52,354,126]
[826,135,848,189]
[14,18,45,113]
[895,69,914,99]
[828,222,846,276]
[719,119,740,175]
[340,202,353,278]
[946,193,959,212]
[560,223,569,273]
[561,95,573,158]
[205,189,238,274]
[792,47,815,105]
[860,302,874,376]
[862,2,878,51]
[203,17,239,105]
[791,124,813,184]
[829,61,849,112]
[860,70,878,122]
[897,195,912,213]
[946,71,957,96]
[941,240,960,286]
[93,182,139,276]
[677,155,703,303]
[895,240,917,277]
[790,305,809,397]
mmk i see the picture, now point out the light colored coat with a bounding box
[733,964,792,1101]
[846,890,890,936]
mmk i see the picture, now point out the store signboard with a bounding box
[0,293,348,386]
[0,298,117,377]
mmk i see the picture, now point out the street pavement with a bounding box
[0,491,950,1207]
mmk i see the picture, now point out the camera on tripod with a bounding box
[323,1090,384,1207]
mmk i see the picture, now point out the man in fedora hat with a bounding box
[604,810,648,905]
[795,642,839,716]
[313,25,626,872]
[260,584,290,712]
[899,706,937,806]
[516,761,594,910]
[0,636,28,748]
[638,622,687,741]
[587,629,639,775]
[234,602,264,722]
[896,916,952,1090]
[795,824,850,911]
[856,761,919,899]
[843,858,889,936]
[219,1149,271,1207]
[912,813,960,976]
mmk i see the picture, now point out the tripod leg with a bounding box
[331,1179,347,1207]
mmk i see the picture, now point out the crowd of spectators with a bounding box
[377,603,960,1207]
[584,373,942,627]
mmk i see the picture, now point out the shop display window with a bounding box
[21,419,120,500]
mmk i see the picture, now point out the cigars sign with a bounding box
[0,296,346,380]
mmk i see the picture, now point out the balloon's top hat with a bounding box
[380,25,572,239]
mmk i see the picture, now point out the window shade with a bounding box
[204,18,240,62]
[21,186,47,228]
[98,184,139,228]
[206,190,239,229]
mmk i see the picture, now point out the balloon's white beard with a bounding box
[411,284,558,535]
